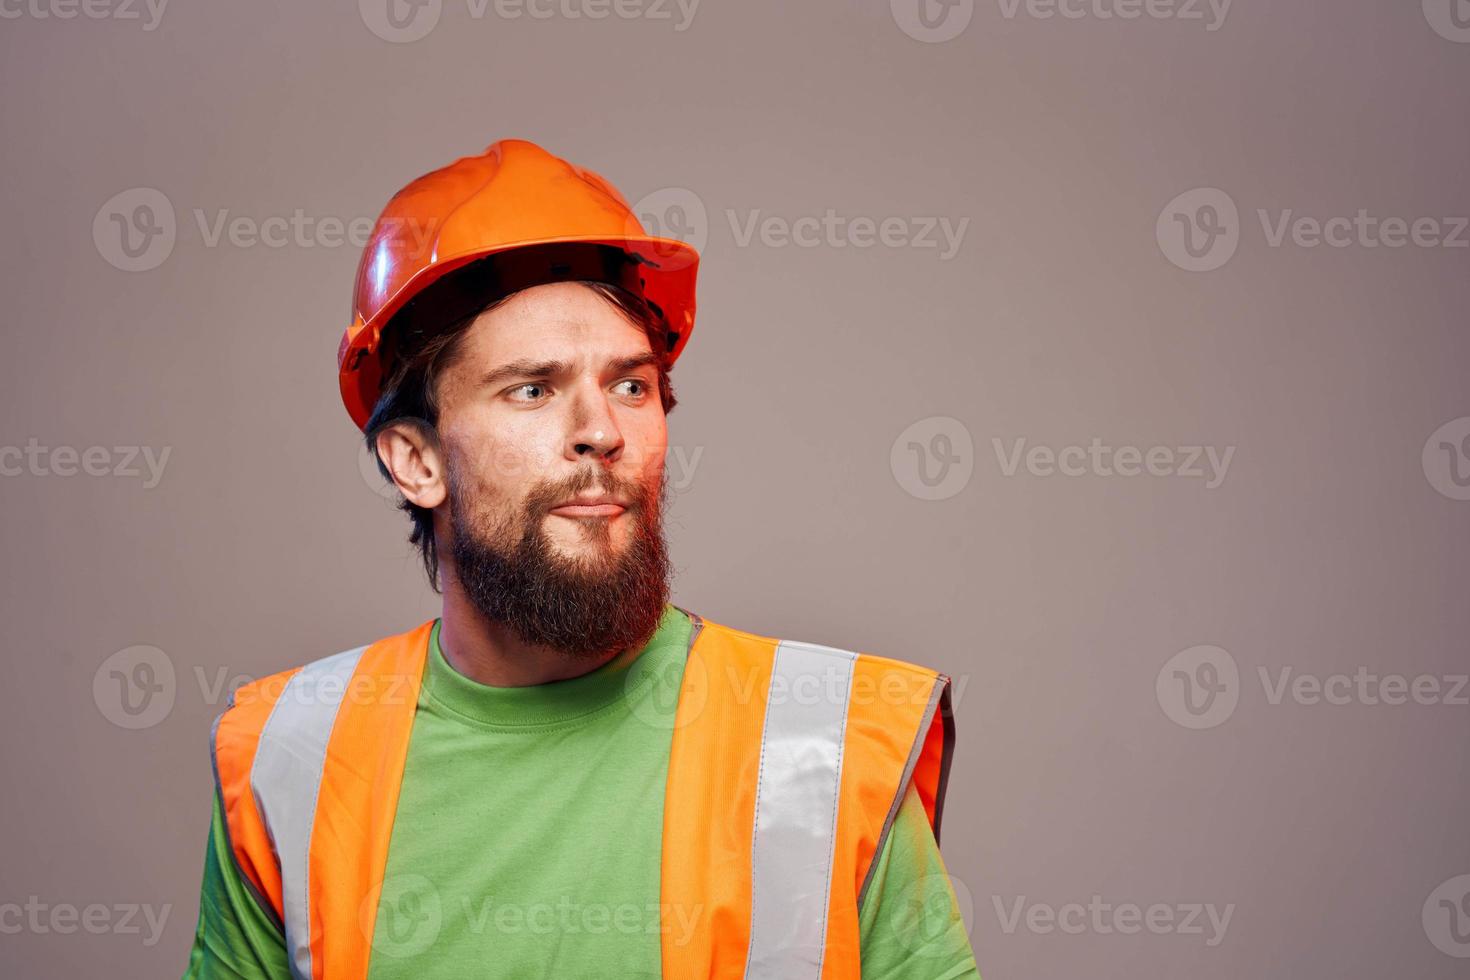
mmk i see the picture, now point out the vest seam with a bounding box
[665,603,701,980]
[247,684,295,905]
[210,701,286,937]
[855,674,949,912]
[355,628,433,979]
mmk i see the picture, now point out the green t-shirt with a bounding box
[181,604,979,979]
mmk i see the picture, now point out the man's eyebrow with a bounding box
[479,352,660,389]
[479,358,571,389]
[610,351,661,375]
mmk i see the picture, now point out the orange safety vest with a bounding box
[210,608,955,980]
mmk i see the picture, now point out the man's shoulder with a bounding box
[692,613,944,681]
[216,619,434,721]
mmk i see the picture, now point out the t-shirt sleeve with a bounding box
[180,788,291,980]
[857,778,981,979]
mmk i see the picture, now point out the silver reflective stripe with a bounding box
[251,646,368,980]
[743,639,856,980]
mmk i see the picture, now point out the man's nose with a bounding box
[566,389,624,461]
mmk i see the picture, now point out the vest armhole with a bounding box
[209,703,285,937]
[855,673,954,911]
[929,677,956,845]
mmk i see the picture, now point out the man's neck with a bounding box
[437,580,621,688]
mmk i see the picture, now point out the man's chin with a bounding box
[523,524,650,589]
[447,491,671,657]
[543,514,632,550]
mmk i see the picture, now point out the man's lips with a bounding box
[549,498,628,518]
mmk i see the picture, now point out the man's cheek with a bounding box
[622,438,667,481]
[460,438,537,487]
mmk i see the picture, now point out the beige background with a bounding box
[2,0,1469,977]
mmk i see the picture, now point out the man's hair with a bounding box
[364,278,678,591]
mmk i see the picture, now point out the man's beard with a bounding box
[445,460,673,660]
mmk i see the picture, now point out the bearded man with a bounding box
[181,139,979,980]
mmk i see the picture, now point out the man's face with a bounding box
[426,281,673,658]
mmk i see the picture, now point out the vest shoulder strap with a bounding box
[209,621,432,980]
[661,616,955,980]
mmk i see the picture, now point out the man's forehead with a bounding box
[495,281,614,318]
[459,284,654,365]
[466,325,655,371]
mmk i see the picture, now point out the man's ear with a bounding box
[375,422,448,509]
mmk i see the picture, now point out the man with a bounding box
[181,139,979,979]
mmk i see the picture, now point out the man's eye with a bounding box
[615,379,647,397]
[508,383,548,402]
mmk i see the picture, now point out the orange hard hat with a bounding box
[336,139,699,431]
